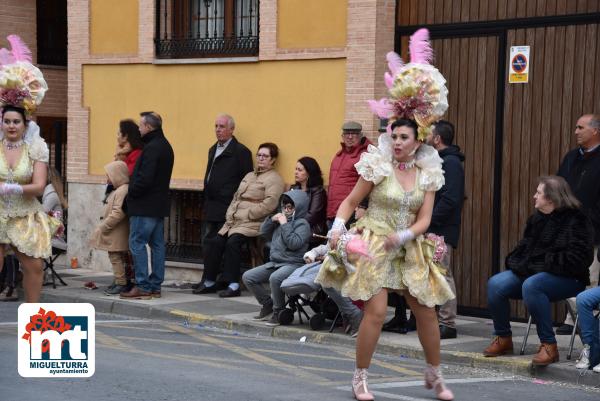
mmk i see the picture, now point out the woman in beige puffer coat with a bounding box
[90,161,131,295]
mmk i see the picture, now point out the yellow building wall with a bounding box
[278,0,347,49]
[83,60,346,185]
[90,0,138,54]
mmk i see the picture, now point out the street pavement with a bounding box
[1,301,599,401]
[3,265,600,390]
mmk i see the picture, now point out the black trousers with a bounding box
[202,233,248,284]
[202,221,224,249]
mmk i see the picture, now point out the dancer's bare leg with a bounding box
[356,288,388,368]
[404,291,440,365]
[14,248,43,303]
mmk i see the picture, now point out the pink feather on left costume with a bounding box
[346,236,373,260]
[384,72,394,89]
[367,98,394,119]
[409,28,433,64]
[0,48,15,65]
[6,34,32,63]
[386,51,404,75]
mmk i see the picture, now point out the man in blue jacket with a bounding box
[427,120,465,339]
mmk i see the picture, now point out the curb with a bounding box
[40,291,600,387]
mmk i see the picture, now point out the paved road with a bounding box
[1,302,599,401]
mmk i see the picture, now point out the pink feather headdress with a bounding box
[0,35,48,116]
[368,28,448,141]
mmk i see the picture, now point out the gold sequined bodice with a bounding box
[0,144,42,217]
[355,169,424,235]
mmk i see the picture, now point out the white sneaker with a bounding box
[576,345,591,369]
[593,363,600,373]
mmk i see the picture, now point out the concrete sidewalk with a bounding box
[36,266,600,387]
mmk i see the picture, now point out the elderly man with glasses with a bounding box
[326,121,372,228]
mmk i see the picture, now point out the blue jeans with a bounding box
[129,216,166,293]
[576,286,600,367]
[487,270,585,344]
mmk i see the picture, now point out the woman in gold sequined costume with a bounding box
[316,119,455,401]
[0,35,58,302]
[0,106,59,302]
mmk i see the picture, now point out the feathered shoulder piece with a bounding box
[24,121,49,163]
[415,144,445,192]
[367,28,448,141]
[354,133,394,184]
[0,35,48,116]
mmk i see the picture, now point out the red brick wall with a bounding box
[0,0,67,118]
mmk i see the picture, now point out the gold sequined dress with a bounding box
[315,142,455,307]
[0,136,60,258]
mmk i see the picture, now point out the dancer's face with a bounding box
[1,111,27,142]
[391,125,420,162]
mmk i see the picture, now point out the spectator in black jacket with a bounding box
[556,113,600,335]
[427,120,465,339]
[120,111,174,300]
[483,176,593,366]
[202,114,253,242]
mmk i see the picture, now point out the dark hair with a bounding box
[281,194,294,207]
[140,111,162,129]
[258,142,279,159]
[1,105,28,125]
[433,120,455,146]
[297,156,323,187]
[119,119,143,150]
[390,119,418,139]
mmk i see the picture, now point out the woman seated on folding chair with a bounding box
[484,176,594,366]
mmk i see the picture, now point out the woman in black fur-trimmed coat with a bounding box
[483,176,594,366]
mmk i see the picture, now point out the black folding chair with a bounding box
[44,246,68,289]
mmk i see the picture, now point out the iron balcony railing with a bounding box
[155,0,259,59]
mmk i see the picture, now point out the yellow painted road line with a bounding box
[96,330,285,376]
[250,347,354,362]
[166,323,331,385]
[332,348,422,377]
[115,335,212,347]
[97,323,174,332]
[96,330,130,350]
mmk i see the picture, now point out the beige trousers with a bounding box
[438,247,457,328]
[108,251,129,286]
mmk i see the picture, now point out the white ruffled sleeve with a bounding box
[416,144,445,192]
[28,136,50,163]
[354,143,393,185]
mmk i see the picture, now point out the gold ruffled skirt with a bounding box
[0,211,62,258]
[315,228,455,307]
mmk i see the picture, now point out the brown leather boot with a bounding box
[532,343,559,366]
[483,336,513,357]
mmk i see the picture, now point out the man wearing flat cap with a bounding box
[326,121,372,226]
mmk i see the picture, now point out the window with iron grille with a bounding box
[155,0,259,59]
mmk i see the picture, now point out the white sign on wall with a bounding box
[509,46,530,83]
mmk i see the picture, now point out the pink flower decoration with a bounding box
[346,236,373,260]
